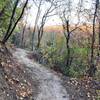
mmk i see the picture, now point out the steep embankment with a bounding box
[0,44,38,100]
[13,48,69,100]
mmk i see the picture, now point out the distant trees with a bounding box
[55,0,100,76]
[31,0,58,50]
[31,0,43,50]
[36,0,57,48]
[20,8,29,48]
[57,0,81,69]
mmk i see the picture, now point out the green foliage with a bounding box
[39,33,90,77]
[0,0,12,38]
[73,48,90,58]
[69,60,87,77]
[67,47,89,77]
[0,0,21,41]
[41,36,66,64]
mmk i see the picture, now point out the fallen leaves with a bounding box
[0,45,34,99]
[63,76,98,100]
[17,84,32,98]
[4,72,33,99]
[1,62,5,66]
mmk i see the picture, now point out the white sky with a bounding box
[24,0,93,27]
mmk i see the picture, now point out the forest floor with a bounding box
[0,44,100,100]
[0,44,38,100]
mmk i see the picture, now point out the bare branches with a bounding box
[87,0,99,76]
[31,0,58,49]
[31,0,43,50]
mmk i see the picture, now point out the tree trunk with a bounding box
[88,0,99,77]
[20,24,26,48]
[98,21,100,56]
[2,0,28,44]
[65,20,71,67]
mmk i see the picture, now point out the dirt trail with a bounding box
[13,48,69,100]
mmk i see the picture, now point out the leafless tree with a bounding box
[20,22,27,48]
[20,7,30,48]
[98,21,100,55]
[57,0,81,68]
[87,0,99,77]
[97,3,100,56]
[31,0,43,50]
[36,0,57,48]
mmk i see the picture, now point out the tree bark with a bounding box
[2,0,20,43]
[88,0,99,77]
[2,0,28,44]
[98,21,100,56]
[31,0,42,50]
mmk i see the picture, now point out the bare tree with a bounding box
[97,3,100,56]
[20,7,29,48]
[36,0,57,48]
[98,21,100,55]
[58,0,81,68]
[20,22,27,48]
[31,0,43,50]
[87,0,99,77]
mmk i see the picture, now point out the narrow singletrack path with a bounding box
[13,48,69,100]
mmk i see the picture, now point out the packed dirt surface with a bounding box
[13,48,69,100]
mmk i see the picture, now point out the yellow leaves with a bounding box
[24,80,27,83]
[87,92,91,98]
[8,64,13,68]
[19,97,23,100]
[5,75,8,79]
[69,78,79,86]
[7,60,11,63]
[1,62,5,66]
[27,82,31,86]
[5,74,20,85]
[19,91,27,98]
[23,70,26,73]
[0,46,34,99]
[7,94,10,97]
[85,85,88,89]
[8,79,14,84]
[12,78,19,84]
[17,83,32,98]
[5,75,33,99]
[1,61,13,68]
